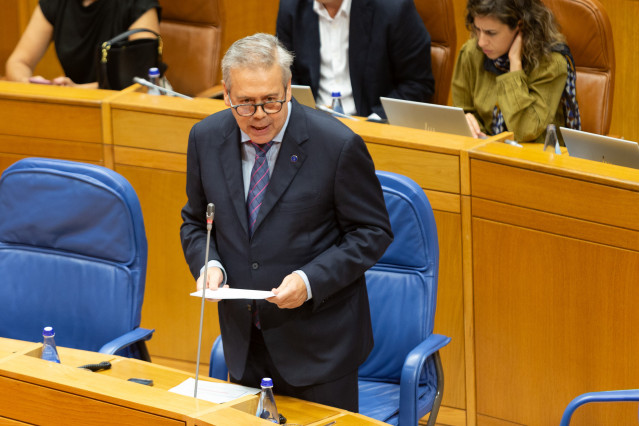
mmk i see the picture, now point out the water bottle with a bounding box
[147,67,161,95]
[543,124,561,154]
[255,377,279,423]
[41,326,61,363]
[331,91,344,115]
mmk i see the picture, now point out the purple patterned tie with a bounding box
[247,141,274,237]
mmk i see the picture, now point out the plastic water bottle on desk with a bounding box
[41,326,60,363]
[331,91,344,115]
[256,377,279,423]
[147,67,161,95]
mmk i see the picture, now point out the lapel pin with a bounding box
[290,155,298,163]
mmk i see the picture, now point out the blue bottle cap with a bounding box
[149,67,160,77]
[261,377,274,387]
[43,326,54,337]
[331,91,341,97]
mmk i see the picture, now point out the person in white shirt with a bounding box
[277,0,435,119]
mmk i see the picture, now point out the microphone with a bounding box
[194,202,215,398]
[316,104,358,121]
[206,203,215,231]
[132,76,193,100]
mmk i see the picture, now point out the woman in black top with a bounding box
[5,0,160,88]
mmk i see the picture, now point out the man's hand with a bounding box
[267,273,307,309]
[196,266,227,302]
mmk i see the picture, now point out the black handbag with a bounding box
[98,28,166,90]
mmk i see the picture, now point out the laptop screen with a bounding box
[380,97,473,137]
[561,127,639,169]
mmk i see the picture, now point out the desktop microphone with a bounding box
[315,104,358,121]
[132,76,193,100]
[194,202,215,398]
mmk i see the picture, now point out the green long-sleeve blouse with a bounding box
[452,39,567,143]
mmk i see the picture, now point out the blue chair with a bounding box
[560,390,639,425]
[0,158,154,360]
[209,170,450,425]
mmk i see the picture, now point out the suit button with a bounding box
[247,304,252,312]
[251,262,259,270]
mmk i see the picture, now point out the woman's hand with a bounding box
[508,31,523,72]
[465,113,487,139]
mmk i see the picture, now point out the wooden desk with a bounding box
[469,142,639,425]
[0,337,386,425]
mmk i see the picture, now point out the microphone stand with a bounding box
[194,203,215,398]
[132,77,193,99]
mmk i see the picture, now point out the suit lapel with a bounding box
[349,0,373,112]
[219,119,250,235]
[252,101,308,236]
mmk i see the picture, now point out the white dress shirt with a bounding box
[313,0,356,115]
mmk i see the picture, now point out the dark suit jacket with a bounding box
[180,100,393,387]
[276,0,435,118]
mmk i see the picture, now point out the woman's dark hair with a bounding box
[465,0,565,71]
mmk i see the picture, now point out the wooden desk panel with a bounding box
[469,143,639,425]
[0,340,386,425]
[0,375,184,426]
[0,81,109,175]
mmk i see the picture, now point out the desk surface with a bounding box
[0,337,386,425]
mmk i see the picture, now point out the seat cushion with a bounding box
[359,380,436,425]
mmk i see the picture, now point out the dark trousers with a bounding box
[230,324,359,412]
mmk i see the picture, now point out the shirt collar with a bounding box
[240,101,293,143]
[313,0,351,20]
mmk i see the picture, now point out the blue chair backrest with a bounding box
[359,171,439,383]
[0,158,148,353]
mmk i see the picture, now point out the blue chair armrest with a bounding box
[559,390,639,426]
[209,335,228,380]
[98,327,155,355]
[399,333,451,426]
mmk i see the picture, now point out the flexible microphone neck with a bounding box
[132,77,192,100]
[194,202,215,398]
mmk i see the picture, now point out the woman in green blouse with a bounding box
[452,0,581,142]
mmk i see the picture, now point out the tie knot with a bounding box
[251,141,274,158]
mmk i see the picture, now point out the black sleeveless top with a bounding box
[40,0,160,84]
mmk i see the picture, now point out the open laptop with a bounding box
[291,85,316,109]
[561,127,639,169]
[380,97,474,137]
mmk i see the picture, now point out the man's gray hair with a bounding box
[222,33,294,90]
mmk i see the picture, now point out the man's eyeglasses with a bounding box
[228,93,287,117]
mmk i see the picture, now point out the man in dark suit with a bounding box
[180,33,393,411]
[276,0,435,118]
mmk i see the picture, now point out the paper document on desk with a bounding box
[169,377,259,403]
[190,288,275,300]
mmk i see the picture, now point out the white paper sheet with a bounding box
[190,288,275,300]
[168,377,259,403]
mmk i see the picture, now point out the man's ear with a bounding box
[222,81,230,106]
[286,80,292,101]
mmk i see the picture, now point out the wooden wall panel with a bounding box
[0,0,22,77]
